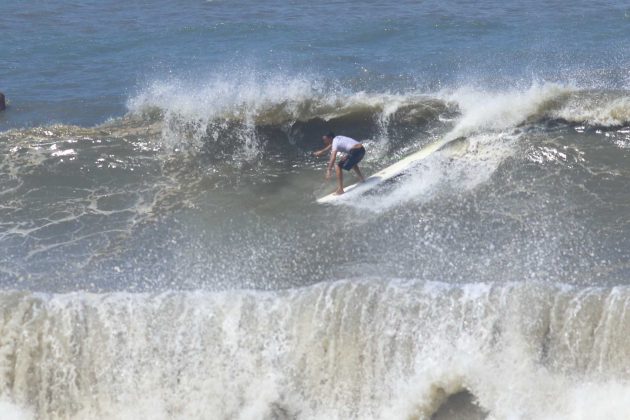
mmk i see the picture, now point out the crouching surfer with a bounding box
[313,132,366,195]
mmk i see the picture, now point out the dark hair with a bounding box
[325,131,335,139]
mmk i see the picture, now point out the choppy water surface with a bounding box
[0,0,629,418]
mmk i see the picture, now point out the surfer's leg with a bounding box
[335,164,344,195]
[353,165,365,182]
[345,147,365,182]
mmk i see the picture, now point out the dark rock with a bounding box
[0,92,5,111]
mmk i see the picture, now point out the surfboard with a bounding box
[316,137,457,204]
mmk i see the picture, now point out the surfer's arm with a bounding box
[313,144,331,157]
[326,150,338,179]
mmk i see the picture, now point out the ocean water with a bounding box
[1,0,630,418]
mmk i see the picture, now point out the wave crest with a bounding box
[125,77,629,159]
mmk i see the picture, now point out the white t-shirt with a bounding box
[331,135,360,154]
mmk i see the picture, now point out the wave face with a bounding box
[124,79,630,159]
[0,281,629,419]
[1,82,629,290]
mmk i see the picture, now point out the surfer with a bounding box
[313,132,365,195]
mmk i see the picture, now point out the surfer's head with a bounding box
[323,132,335,144]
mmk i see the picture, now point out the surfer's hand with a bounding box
[325,170,331,180]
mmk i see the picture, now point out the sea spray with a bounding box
[0,281,629,419]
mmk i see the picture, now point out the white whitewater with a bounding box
[0,280,629,419]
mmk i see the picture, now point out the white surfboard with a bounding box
[316,137,456,204]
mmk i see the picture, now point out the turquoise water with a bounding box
[1,1,630,418]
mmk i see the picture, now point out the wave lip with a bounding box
[125,75,630,160]
[125,74,455,161]
[439,82,574,137]
[551,92,630,127]
[5,77,626,160]
[126,75,440,127]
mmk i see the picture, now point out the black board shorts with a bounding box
[338,146,365,171]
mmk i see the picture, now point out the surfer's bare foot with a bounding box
[334,188,345,195]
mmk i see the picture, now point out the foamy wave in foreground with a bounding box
[0,280,629,419]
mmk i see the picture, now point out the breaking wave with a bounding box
[3,78,628,166]
[0,280,629,419]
